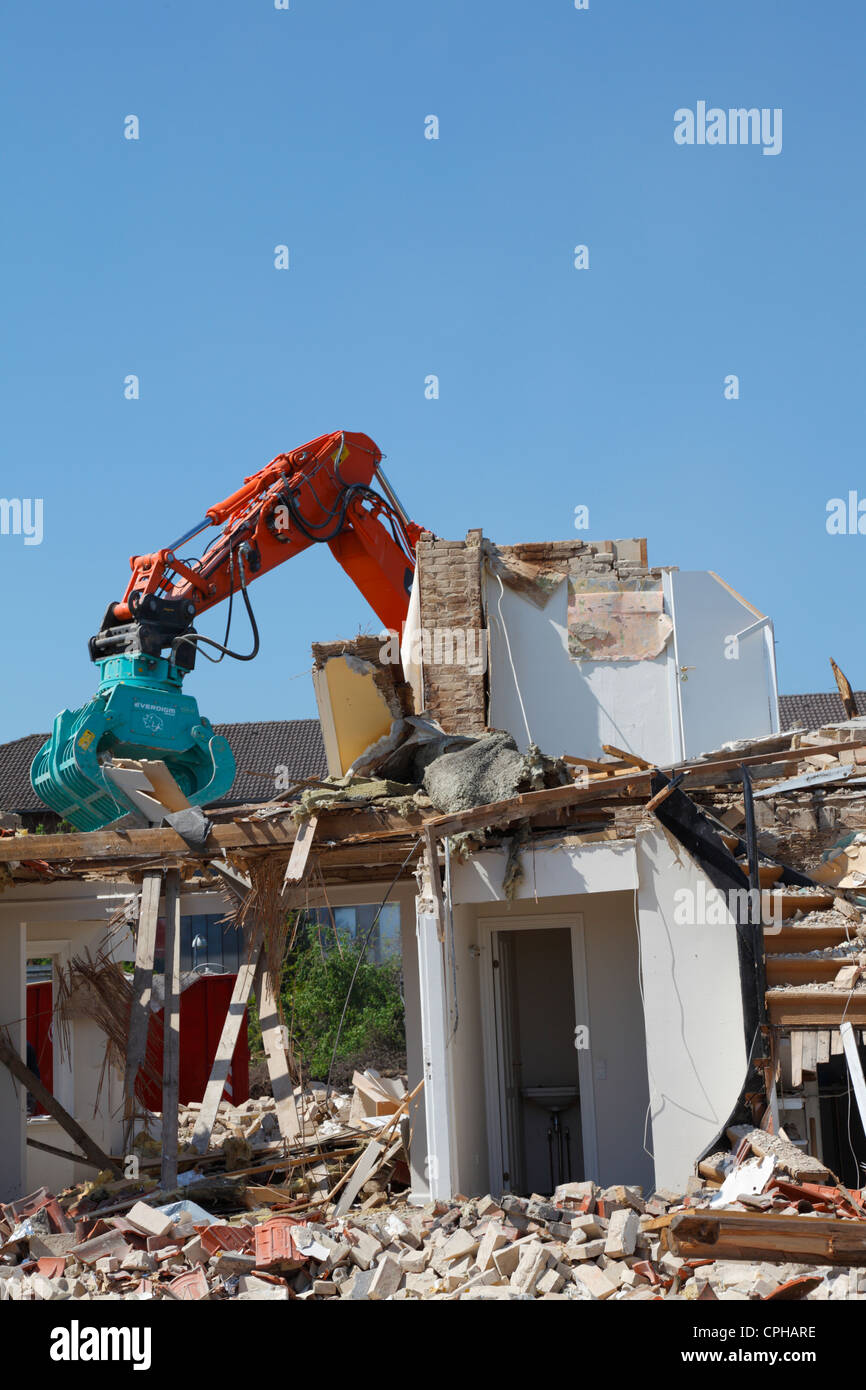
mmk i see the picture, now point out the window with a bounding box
[305,903,401,965]
[153,914,244,975]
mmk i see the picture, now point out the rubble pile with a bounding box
[3,1127,865,1301]
[2,1179,864,1303]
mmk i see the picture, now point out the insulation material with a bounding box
[567,575,673,662]
[311,636,412,777]
[484,546,565,609]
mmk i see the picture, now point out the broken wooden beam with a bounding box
[123,869,162,1152]
[160,868,182,1191]
[0,806,425,865]
[254,953,301,1146]
[644,772,687,815]
[668,1209,866,1266]
[25,1136,105,1168]
[830,657,858,721]
[191,926,264,1154]
[602,744,654,770]
[282,814,318,888]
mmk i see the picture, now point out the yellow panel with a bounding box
[324,657,394,774]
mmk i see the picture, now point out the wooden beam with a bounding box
[767,989,866,1027]
[563,754,628,773]
[26,1135,104,1168]
[207,860,252,905]
[425,738,866,841]
[764,924,851,955]
[254,953,301,1146]
[123,869,161,1152]
[0,1032,118,1175]
[190,926,263,1154]
[0,806,425,865]
[830,658,858,721]
[425,772,648,839]
[669,1209,866,1266]
[282,815,318,889]
[644,772,687,814]
[160,868,182,1191]
[602,744,654,770]
[423,825,447,944]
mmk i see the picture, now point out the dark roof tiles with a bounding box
[778,692,865,731]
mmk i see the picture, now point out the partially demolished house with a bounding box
[1,531,866,1300]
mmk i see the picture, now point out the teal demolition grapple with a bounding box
[31,594,237,831]
[31,655,236,831]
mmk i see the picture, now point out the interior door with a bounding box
[670,570,777,758]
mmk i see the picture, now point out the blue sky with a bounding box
[1,1,863,741]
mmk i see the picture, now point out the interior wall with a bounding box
[636,825,749,1192]
[485,575,678,763]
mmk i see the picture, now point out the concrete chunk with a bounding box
[125,1202,174,1239]
[604,1208,639,1259]
[440,1228,479,1263]
[368,1254,403,1301]
[572,1263,618,1300]
[475,1221,507,1271]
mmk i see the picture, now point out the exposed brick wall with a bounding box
[416,530,487,734]
[495,538,654,581]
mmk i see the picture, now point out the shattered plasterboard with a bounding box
[567,575,673,662]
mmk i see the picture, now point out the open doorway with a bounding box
[481,916,597,1195]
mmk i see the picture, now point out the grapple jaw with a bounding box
[30,656,236,831]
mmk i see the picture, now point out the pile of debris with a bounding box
[3,1124,865,1301]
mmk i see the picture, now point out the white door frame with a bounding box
[478,913,599,1192]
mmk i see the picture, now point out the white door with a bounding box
[668,570,779,759]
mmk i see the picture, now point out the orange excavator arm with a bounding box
[94,429,424,663]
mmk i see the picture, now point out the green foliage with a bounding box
[277,919,405,1082]
[247,995,264,1062]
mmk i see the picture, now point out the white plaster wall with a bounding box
[451,839,637,903]
[636,826,748,1192]
[485,575,678,763]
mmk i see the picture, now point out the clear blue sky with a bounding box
[1,1,863,741]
